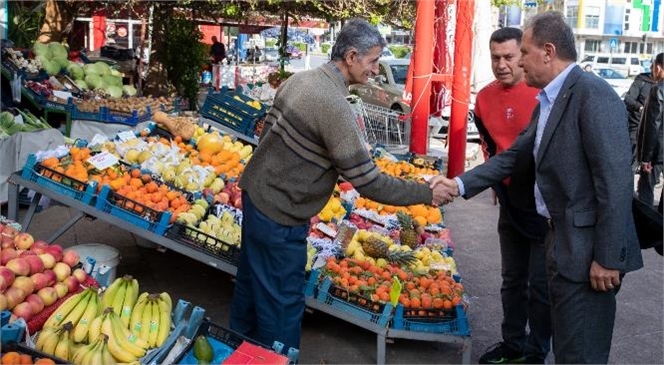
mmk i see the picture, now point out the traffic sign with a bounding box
[609,38,618,50]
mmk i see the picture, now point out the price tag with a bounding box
[87,152,119,170]
[117,131,137,142]
[315,222,337,238]
[389,276,402,307]
[312,255,327,270]
[333,222,357,249]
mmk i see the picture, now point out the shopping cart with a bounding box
[355,100,411,153]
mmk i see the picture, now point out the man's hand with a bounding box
[429,176,459,206]
[640,161,653,173]
[589,260,621,292]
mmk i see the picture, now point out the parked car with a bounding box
[349,58,479,141]
[380,47,395,59]
[593,67,633,99]
[287,46,303,59]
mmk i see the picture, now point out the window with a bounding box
[567,6,578,27]
[623,42,639,53]
[585,40,601,52]
[585,6,600,29]
[597,57,610,63]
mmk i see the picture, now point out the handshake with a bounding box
[429,175,460,207]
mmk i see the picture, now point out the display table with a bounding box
[6,170,471,365]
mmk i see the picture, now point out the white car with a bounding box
[593,67,633,99]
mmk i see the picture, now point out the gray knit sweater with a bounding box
[238,63,433,226]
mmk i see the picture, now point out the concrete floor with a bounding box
[2,153,662,364]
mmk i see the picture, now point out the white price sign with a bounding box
[116,131,137,142]
[87,152,119,170]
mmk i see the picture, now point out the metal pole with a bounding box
[410,0,436,154]
[447,0,475,178]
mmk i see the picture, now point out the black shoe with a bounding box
[524,355,545,364]
[479,342,525,364]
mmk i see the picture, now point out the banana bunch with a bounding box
[35,321,74,361]
[71,334,117,365]
[43,287,99,330]
[87,307,148,363]
[129,292,173,349]
[101,275,139,328]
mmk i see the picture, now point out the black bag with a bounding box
[632,196,663,255]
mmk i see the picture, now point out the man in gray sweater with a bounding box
[230,18,457,352]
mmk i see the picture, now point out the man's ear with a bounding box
[543,43,555,61]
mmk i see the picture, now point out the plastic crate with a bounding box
[99,105,152,126]
[391,303,470,335]
[174,319,298,364]
[200,87,267,136]
[94,185,171,235]
[69,100,103,121]
[165,222,240,265]
[20,154,97,206]
[304,269,320,298]
[316,277,392,327]
[2,341,70,364]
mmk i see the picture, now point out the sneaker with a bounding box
[479,342,525,364]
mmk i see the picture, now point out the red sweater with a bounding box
[474,80,539,160]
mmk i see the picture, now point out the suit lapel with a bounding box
[536,66,582,166]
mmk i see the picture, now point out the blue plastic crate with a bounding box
[200,87,267,136]
[304,269,320,298]
[391,303,470,335]
[70,101,103,121]
[21,154,97,206]
[316,277,393,327]
[99,106,152,127]
[95,185,171,235]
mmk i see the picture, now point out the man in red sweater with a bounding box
[474,27,552,364]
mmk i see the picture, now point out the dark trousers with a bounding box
[497,208,552,358]
[229,192,309,351]
[637,164,663,207]
[545,229,618,364]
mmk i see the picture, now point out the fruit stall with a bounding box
[1,42,472,365]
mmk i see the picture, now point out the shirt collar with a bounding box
[327,61,348,86]
[538,63,576,105]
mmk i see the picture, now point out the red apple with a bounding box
[37,287,59,306]
[62,249,80,268]
[1,225,19,240]
[4,287,26,309]
[24,255,45,275]
[233,197,243,210]
[52,262,71,282]
[42,269,57,286]
[30,240,49,254]
[216,192,230,204]
[14,232,34,250]
[18,250,36,257]
[12,301,34,321]
[11,276,35,296]
[38,253,56,269]
[44,245,63,262]
[30,272,50,291]
[0,293,7,311]
[72,268,87,283]
[0,277,7,292]
[0,248,18,265]
[1,236,14,249]
[25,293,44,314]
[6,257,30,276]
[63,276,80,293]
[0,267,15,287]
[52,282,68,298]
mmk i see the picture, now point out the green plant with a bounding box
[161,16,207,111]
[7,2,45,48]
[321,43,332,54]
[293,41,306,52]
[388,45,411,58]
[265,38,278,48]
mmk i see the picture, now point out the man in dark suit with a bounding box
[431,12,643,363]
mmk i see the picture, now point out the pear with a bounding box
[138,150,153,164]
[125,149,140,163]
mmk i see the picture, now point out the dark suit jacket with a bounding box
[459,65,644,282]
[636,79,663,165]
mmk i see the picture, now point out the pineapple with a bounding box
[397,211,419,249]
[360,235,416,266]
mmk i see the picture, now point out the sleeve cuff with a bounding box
[454,177,466,196]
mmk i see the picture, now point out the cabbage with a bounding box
[83,63,101,75]
[32,42,51,59]
[110,69,122,77]
[94,61,111,76]
[42,60,61,76]
[74,79,88,90]
[102,74,122,87]
[106,85,123,98]
[84,74,103,89]
[67,62,84,80]
[52,56,69,68]
[123,85,137,96]
[48,42,68,60]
